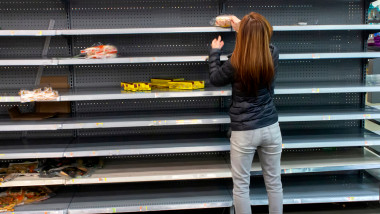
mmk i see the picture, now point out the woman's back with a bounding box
[209,44,279,131]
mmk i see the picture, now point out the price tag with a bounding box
[282,144,285,149]
[91,151,97,156]
[99,178,107,182]
[146,206,148,211]
[96,123,104,127]
[140,206,143,211]
[312,54,320,59]
[112,208,116,213]
[176,119,202,125]
[323,115,331,120]
[294,199,302,204]
[69,152,74,157]
[39,31,43,36]
[347,197,355,201]
[312,88,320,93]
[72,179,75,183]
[363,114,372,119]
[10,31,15,36]
[203,203,207,208]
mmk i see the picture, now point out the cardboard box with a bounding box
[9,76,71,120]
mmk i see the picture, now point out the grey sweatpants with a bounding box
[230,122,283,214]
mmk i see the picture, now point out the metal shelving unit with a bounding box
[1,0,380,213]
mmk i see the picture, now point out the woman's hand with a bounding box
[211,36,224,49]
[230,15,241,32]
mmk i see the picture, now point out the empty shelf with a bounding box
[282,128,380,148]
[0,138,72,159]
[11,187,74,214]
[1,107,380,131]
[65,136,230,158]
[250,173,379,205]
[68,181,232,214]
[280,52,380,60]
[68,157,230,185]
[251,148,380,174]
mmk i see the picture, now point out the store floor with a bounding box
[126,202,380,213]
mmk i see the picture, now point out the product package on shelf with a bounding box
[0,186,55,212]
[121,82,152,91]
[19,87,59,103]
[367,33,380,51]
[151,78,185,88]
[210,15,234,27]
[168,81,205,90]
[37,158,103,179]
[78,43,118,59]
[369,1,380,24]
[0,162,38,183]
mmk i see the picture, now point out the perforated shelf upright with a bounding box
[0,0,380,213]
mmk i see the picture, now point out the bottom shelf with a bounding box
[10,173,379,214]
[250,173,379,205]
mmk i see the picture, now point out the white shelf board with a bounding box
[0,175,65,187]
[64,136,230,158]
[2,52,380,66]
[0,107,380,131]
[2,25,380,37]
[250,174,379,205]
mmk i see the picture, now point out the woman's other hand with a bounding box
[230,15,241,32]
[211,36,224,49]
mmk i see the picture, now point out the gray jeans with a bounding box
[230,122,283,214]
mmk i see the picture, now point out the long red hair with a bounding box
[231,12,274,95]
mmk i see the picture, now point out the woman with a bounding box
[209,12,282,214]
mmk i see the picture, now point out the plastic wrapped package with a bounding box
[19,87,59,103]
[369,0,380,24]
[168,81,205,90]
[79,43,118,59]
[0,186,55,212]
[151,78,185,88]
[210,15,234,27]
[368,33,380,51]
[121,82,151,91]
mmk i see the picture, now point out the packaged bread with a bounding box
[123,83,138,92]
[169,81,205,90]
[151,78,185,88]
[211,15,233,28]
[136,82,152,91]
